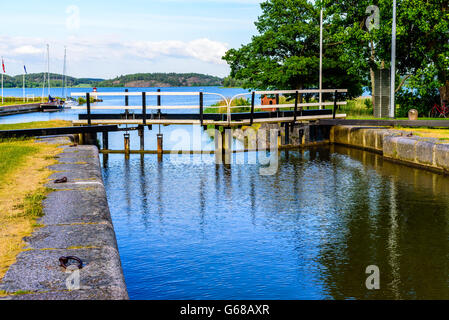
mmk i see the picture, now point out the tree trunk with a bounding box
[440,81,449,105]
[370,67,375,108]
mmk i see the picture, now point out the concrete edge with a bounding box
[331,126,449,175]
[0,135,128,300]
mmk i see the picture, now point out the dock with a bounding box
[0,103,42,116]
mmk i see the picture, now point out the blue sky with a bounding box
[0,0,263,78]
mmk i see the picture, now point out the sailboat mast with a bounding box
[62,46,67,98]
[41,47,46,101]
[47,44,50,97]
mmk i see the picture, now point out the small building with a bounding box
[261,95,277,111]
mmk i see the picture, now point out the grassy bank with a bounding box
[0,122,66,279]
[0,97,43,107]
[0,120,71,131]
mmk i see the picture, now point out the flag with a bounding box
[24,65,27,74]
[1,58,5,73]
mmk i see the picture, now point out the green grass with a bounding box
[13,187,53,218]
[0,138,61,279]
[0,101,40,107]
[0,97,42,107]
[0,120,71,131]
[0,139,39,182]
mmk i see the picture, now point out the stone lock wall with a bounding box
[330,126,449,173]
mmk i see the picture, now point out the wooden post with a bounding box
[250,92,255,126]
[142,92,147,125]
[199,92,204,126]
[222,127,232,165]
[214,127,223,164]
[102,131,109,150]
[333,90,338,120]
[86,93,91,126]
[284,122,290,145]
[138,125,145,151]
[102,153,109,168]
[157,133,163,162]
[124,133,130,154]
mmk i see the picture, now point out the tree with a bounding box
[326,0,449,113]
[223,0,364,98]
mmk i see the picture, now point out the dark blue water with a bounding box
[102,146,449,300]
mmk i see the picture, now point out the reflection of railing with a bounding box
[72,89,347,126]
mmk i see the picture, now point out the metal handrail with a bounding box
[71,89,347,126]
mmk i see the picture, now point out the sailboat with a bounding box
[41,44,64,111]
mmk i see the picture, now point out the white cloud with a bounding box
[1,35,227,63]
[0,35,230,77]
[125,38,228,64]
[13,45,45,55]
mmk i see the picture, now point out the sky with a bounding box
[0,0,263,79]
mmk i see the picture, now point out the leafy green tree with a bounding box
[325,0,449,113]
[223,0,364,98]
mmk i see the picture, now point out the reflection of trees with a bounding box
[106,146,449,299]
[316,146,449,299]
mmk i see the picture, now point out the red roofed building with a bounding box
[261,95,277,111]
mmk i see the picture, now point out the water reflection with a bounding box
[102,146,449,300]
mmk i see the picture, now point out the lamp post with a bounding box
[319,8,323,109]
[390,0,397,118]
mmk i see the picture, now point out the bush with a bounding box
[396,88,440,118]
[396,67,443,118]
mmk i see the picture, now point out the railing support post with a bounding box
[157,89,161,117]
[293,90,299,124]
[125,89,129,119]
[333,90,338,120]
[276,94,280,117]
[142,92,147,125]
[86,93,91,126]
[199,92,204,126]
[250,92,255,126]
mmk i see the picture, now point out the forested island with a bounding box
[1,72,230,88]
[96,73,223,87]
[1,73,103,88]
